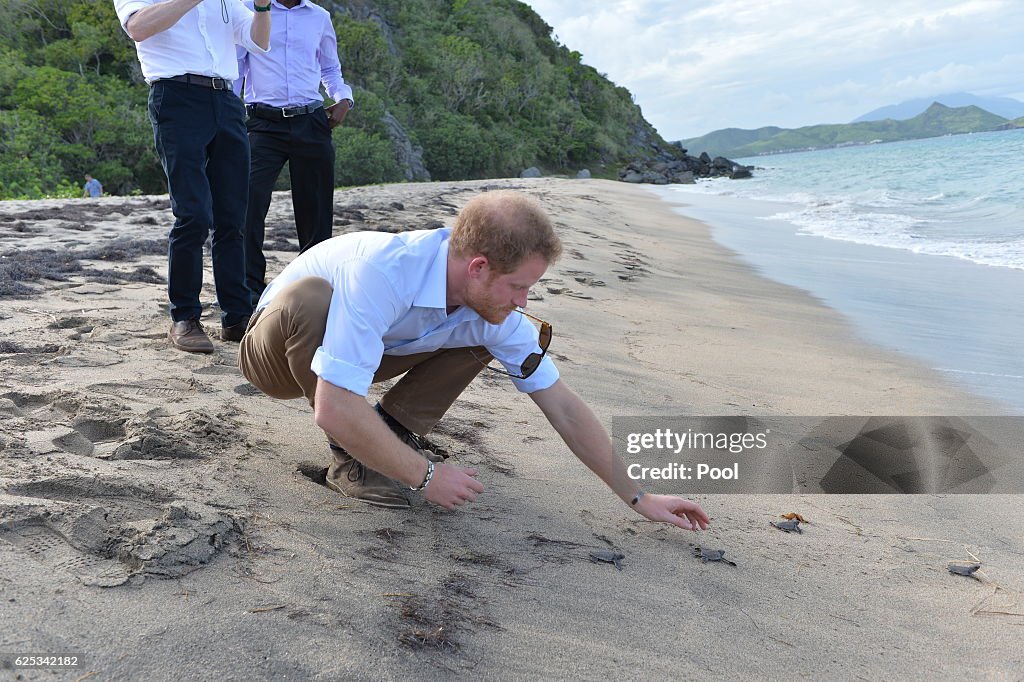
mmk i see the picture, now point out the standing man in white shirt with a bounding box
[112,0,271,353]
[238,191,711,535]
[235,0,353,305]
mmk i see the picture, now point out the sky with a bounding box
[519,0,1024,141]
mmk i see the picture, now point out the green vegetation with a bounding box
[0,0,675,199]
[680,103,1010,158]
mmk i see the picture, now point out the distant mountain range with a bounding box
[678,102,1023,158]
[853,92,1024,122]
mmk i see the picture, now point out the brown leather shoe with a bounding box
[168,319,214,353]
[221,317,250,342]
[325,446,411,509]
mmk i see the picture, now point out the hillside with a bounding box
[995,116,1024,130]
[679,103,1008,158]
[0,0,680,198]
[853,92,1024,122]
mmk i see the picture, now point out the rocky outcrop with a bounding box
[618,147,752,184]
[382,111,431,182]
[520,167,542,178]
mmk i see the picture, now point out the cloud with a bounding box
[521,0,1024,138]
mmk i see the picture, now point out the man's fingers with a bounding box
[468,478,485,494]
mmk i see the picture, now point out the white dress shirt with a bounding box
[113,0,269,83]
[256,228,560,396]
[235,0,353,107]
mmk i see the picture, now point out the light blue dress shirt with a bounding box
[234,0,353,107]
[257,228,560,396]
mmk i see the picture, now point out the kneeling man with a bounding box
[239,191,709,531]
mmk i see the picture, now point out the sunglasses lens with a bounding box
[538,323,552,348]
[520,353,541,377]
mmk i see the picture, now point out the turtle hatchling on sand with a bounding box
[770,519,802,533]
[947,562,982,578]
[589,550,625,570]
[693,547,737,566]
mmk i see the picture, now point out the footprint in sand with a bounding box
[233,383,263,396]
[88,377,209,400]
[44,348,123,368]
[0,478,238,585]
[545,286,594,300]
[0,523,132,587]
[193,364,241,377]
[6,390,240,461]
[51,415,128,458]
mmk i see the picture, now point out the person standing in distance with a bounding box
[83,174,103,198]
[235,0,353,305]
[112,0,271,353]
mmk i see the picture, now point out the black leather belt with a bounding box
[157,74,233,90]
[246,102,324,120]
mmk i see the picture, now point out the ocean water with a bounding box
[661,129,1024,412]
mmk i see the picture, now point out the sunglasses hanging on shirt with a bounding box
[471,310,553,380]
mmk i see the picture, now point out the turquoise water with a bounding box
[663,129,1024,412]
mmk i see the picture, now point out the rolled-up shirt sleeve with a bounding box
[320,16,353,104]
[310,260,401,396]
[228,0,270,54]
[113,0,152,32]
[487,314,560,394]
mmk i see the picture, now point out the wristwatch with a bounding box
[254,2,271,11]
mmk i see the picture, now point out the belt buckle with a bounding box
[212,78,227,90]
[281,106,296,118]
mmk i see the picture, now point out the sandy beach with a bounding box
[1,178,1021,679]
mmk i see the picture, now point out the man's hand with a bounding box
[634,494,710,531]
[326,100,351,128]
[422,462,485,510]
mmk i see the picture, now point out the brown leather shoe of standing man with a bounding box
[220,316,250,343]
[168,319,214,353]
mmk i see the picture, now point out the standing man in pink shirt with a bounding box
[113,0,271,353]
[234,0,354,305]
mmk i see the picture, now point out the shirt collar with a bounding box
[271,0,307,9]
[412,232,450,309]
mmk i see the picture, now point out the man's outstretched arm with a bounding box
[530,379,710,531]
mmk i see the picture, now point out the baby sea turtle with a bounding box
[589,550,625,570]
[947,562,982,578]
[770,519,802,533]
[693,547,737,566]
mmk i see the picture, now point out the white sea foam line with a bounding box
[936,368,1024,380]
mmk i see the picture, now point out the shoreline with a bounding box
[653,183,1022,414]
[1,178,1020,678]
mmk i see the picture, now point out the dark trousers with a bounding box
[147,80,252,326]
[244,108,335,301]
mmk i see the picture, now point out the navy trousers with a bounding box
[243,107,335,302]
[148,80,253,327]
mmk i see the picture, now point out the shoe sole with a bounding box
[324,478,411,509]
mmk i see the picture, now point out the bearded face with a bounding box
[466,271,516,324]
[463,254,549,324]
